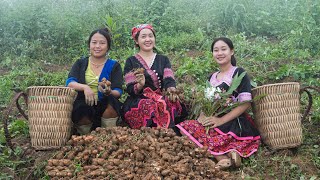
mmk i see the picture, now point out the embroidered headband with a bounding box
[131,24,155,40]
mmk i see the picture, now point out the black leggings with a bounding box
[72,95,121,130]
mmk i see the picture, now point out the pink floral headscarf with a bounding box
[131,24,155,40]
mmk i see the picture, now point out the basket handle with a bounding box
[299,86,320,121]
[2,91,28,150]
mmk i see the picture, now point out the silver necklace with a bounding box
[90,58,107,68]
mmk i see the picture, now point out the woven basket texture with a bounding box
[252,82,302,150]
[27,86,77,150]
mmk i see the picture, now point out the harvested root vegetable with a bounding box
[100,77,111,86]
[133,67,145,74]
[98,78,111,95]
[45,127,233,179]
[163,86,185,102]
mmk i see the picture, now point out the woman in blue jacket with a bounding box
[66,28,123,134]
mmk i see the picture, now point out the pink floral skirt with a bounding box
[176,120,260,157]
[124,87,183,129]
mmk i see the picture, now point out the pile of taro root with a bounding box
[45,127,232,179]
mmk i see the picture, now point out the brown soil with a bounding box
[3,119,318,180]
[41,63,70,72]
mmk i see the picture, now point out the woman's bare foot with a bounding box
[229,151,241,167]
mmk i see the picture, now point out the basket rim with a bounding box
[252,82,300,91]
[27,86,73,90]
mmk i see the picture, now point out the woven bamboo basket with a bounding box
[27,86,77,150]
[252,82,304,150]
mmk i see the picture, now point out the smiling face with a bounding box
[135,28,155,52]
[212,40,234,66]
[89,32,108,59]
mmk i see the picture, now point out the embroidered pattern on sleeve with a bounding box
[124,71,136,85]
[238,92,252,102]
[163,68,175,79]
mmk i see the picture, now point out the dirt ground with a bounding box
[2,117,318,179]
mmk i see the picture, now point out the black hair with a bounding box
[88,28,112,51]
[211,37,236,66]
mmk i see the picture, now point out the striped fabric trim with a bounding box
[163,68,175,79]
[124,71,136,85]
[238,92,252,102]
[135,54,159,89]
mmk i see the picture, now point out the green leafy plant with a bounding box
[0,0,319,179]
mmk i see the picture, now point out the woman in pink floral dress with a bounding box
[176,37,260,169]
[121,24,187,131]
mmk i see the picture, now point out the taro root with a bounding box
[134,151,145,161]
[163,86,185,102]
[100,77,111,87]
[133,68,145,74]
[45,127,233,179]
[54,152,64,159]
[83,135,95,143]
[98,78,111,95]
[91,149,98,155]
[161,169,171,176]
[126,174,134,179]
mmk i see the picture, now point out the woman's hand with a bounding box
[167,87,180,102]
[134,71,145,87]
[201,116,225,128]
[98,80,112,96]
[84,85,97,106]
[98,84,111,95]
[197,112,209,124]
